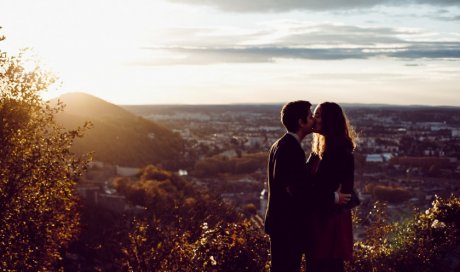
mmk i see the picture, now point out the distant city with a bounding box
[78,103,460,239]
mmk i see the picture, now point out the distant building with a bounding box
[366,154,384,163]
[382,153,394,161]
[237,177,257,184]
[452,129,460,138]
[178,169,188,176]
[88,160,104,169]
[116,165,140,177]
[147,132,155,139]
[260,126,282,132]
[98,194,130,213]
[429,122,448,131]
[366,153,393,162]
[103,180,116,194]
[219,149,239,158]
[259,188,268,216]
[244,136,264,148]
[76,185,100,205]
[148,113,211,121]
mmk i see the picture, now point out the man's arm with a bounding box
[308,153,351,206]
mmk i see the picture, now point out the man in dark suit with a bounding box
[264,100,350,272]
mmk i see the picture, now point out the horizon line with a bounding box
[119,102,460,108]
[51,92,460,108]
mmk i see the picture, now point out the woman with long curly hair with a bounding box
[307,102,357,272]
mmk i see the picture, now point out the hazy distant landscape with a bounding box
[121,101,460,210]
[54,92,460,219]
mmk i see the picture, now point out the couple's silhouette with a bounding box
[264,101,357,272]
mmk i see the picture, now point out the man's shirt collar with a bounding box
[287,132,301,144]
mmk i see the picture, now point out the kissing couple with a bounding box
[264,100,359,272]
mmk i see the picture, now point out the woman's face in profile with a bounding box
[313,105,323,134]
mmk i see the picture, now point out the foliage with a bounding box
[113,165,196,217]
[64,205,130,271]
[186,220,269,271]
[350,195,460,272]
[122,211,269,271]
[372,185,412,204]
[192,152,266,177]
[113,164,241,232]
[110,165,270,271]
[0,45,90,270]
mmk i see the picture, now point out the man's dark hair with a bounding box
[281,100,311,133]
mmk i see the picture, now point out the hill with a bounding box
[52,92,186,169]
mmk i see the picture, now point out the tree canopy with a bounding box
[0,39,90,270]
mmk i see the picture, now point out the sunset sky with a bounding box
[1,0,460,106]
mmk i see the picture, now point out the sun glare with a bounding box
[2,0,179,102]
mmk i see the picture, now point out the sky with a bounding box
[1,0,460,106]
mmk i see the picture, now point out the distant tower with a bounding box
[259,182,268,216]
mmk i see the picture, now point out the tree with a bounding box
[0,37,90,270]
[373,185,412,204]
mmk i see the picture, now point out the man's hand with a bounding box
[335,184,351,205]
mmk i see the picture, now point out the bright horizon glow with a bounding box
[1,0,460,106]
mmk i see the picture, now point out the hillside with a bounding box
[52,92,186,169]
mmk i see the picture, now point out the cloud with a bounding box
[432,13,460,21]
[131,23,460,65]
[135,44,460,65]
[137,47,367,65]
[416,0,460,6]
[390,43,460,58]
[166,0,460,12]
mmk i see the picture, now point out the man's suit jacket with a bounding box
[264,133,336,236]
[262,134,310,235]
